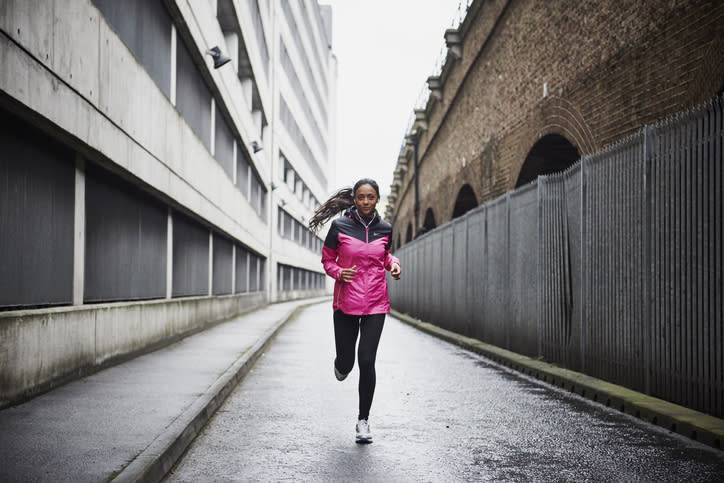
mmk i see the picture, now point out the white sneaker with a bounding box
[334,364,347,381]
[355,419,372,444]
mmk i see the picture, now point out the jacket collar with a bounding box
[345,205,379,226]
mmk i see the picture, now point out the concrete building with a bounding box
[387,0,723,244]
[0,0,336,407]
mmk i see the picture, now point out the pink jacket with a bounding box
[321,208,400,315]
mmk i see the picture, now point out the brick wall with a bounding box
[392,0,724,242]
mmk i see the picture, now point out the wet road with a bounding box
[167,302,724,481]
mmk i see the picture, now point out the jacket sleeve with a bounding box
[322,246,343,280]
[321,222,343,280]
[384,251,400,271]
[384,230,399,271]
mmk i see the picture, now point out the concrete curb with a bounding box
[391,309,724,452]
[113,299,328,482]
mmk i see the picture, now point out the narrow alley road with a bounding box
[167,302,724,481]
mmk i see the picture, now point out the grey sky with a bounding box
[322,0,463,196]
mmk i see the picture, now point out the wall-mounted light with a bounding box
[280,199,287,207]
[252,141,263,153]
[205,46,231,69]
[271,182,278,191]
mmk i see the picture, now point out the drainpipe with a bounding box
[411,133,420,237]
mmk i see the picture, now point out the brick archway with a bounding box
[422,208,436,233]
[515,134,580,187]
[452,184,478,219]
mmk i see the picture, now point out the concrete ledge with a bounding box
[0,292,266,408]
[391,309,724,452]
[275,288,327,303]
[113,299,323,483]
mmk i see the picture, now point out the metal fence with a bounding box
[390,95,723,418]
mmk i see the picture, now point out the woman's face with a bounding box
[355,184,378,217]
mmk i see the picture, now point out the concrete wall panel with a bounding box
[0,293,268,408]
[0,310,96,406]
[98,18,167,160]
[275,289,326,303]
[93,303,145,363]
[0,0,54,68]
[53,1,100,104]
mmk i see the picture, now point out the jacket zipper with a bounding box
[353,214,373,309]
[356,213,373,242]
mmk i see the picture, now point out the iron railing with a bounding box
[390,95,723,418]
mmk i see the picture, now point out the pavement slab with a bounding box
[0,297,328,482]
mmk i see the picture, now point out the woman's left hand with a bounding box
[390,263,401,280]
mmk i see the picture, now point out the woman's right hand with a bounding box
[340,265,357,282]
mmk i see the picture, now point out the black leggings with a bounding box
[333,311,386,421]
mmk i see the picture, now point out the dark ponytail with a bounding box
[308,178,380,234]
[308,187,355,234]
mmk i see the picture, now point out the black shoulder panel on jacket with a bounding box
[325,212,393,246]
[324,219,340,249]
[368,219,392,248]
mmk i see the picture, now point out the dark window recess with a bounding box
[237,150,250,198]
[172,212,209,297]
[215,108,235,178]
[93,0,172,98]
[176,36,212,149]
[85,165,167,303]
[249,255,259,292]
[0,112,75,309]
[212,233,233,295]
[235,247,249,293]
[277,263,324,292]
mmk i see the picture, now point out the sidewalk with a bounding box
[0,297,330,483]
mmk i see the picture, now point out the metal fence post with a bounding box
[537,178,543,357]
[580,156,587,373]
[506,191,511,350]
[643,124,656,395]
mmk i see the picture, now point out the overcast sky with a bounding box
[322,0,463,197]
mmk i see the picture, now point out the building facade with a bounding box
[387,0,723,244]
[383,0,723,421]
[0,0,336,406]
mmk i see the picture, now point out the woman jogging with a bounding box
[309,178,401,444]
